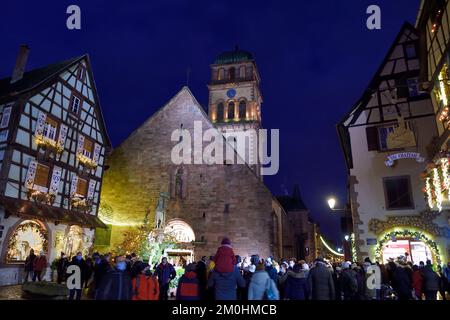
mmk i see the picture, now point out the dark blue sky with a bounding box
[0,1,421,244]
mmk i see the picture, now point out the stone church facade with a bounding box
[98,86,276,259]
[97,49,318,262]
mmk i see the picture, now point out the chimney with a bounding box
[10,44,30,84]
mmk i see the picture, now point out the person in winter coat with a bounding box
[214,237,236,273]
[339,262,358,300]
[412,265,423,300]
[284,264,309,300]
[24,249,36,282]
[264,258,278,283]
[196,256,208,299]
[176,263,200,300]
[363,260,378,300]
[132,263,159,300]
[422,261,440,300]
[32,251,47,282]
[391,259,413,300]
[56,252,69,284]
[307,257,335,300]
[248,263,279,300]
[96,256,133,300]
[94,253,111,293]
[208,266,245,300]
[68,252,86,300]
[155,257,177,300]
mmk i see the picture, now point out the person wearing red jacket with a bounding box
[132,263,160,300]
[32,251,47,282]
[412,265,423,300]
[214,237,236,273]
[176,263,200,300]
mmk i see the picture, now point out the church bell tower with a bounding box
[207,47,263,178]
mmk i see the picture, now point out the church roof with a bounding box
[214,47,254,64]
[277,184,308,212]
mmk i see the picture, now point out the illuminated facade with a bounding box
[338,23,450,265]
[0,46,110,285]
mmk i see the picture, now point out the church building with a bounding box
[97,49,303,262]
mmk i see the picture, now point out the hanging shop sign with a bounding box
[366,238,377,245]
[385,152,425,167]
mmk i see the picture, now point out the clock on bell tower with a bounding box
[207,47,263,178]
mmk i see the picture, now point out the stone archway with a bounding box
[164,219,195,243]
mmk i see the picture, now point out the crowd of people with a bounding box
[23,237,450,301]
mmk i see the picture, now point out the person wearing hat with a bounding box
[176,263,200,300]
[339,261,358,300]
[213,237,236,273]
[307,256,335,300]
[131,263,159,300]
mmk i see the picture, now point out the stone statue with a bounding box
[175,167,183,198]
[154,192,169,229]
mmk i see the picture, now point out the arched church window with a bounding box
[6,220,48,263]
[239,66,246,79]
[239,100,246,119]
[229,67,235,81]
[217,103,224,122]
[218,68,225,80]
[228,101,235,120]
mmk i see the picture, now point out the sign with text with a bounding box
[385,152,424,167]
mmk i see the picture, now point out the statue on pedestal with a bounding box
[154,192,169,230]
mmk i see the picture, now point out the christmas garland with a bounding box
[374,229,441,266]
[6,221,48,262]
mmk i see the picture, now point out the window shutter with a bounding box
[366,126,380,151]
[25,160,38,189]
[76,134,85,154]
[57,124,68,148]
[87,180,96,199]
[49,166,62,195]
[70,174,79,196]
[35,111,47,137]
[0,106,12,129]
[93,143,101,163]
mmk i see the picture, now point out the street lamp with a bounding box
[327,197,336,210]
[344,235,350,241]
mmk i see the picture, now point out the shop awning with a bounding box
[0,196,107,229]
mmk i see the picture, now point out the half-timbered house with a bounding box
[338,23,450,265]
[0,46,110,285]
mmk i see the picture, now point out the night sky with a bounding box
[0,1,421,246]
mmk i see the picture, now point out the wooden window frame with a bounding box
[76,65,87,81]
[382,175,415,210]
[42,114,60,142]
[69,92,83,115]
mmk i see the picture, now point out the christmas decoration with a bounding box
[374,229,441,266]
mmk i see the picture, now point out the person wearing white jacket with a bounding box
[248,263,280,300]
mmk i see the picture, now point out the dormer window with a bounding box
[42,117,58,141]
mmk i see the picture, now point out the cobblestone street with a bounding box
[0,285,23,300]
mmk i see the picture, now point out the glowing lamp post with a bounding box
[326,196,353,261]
